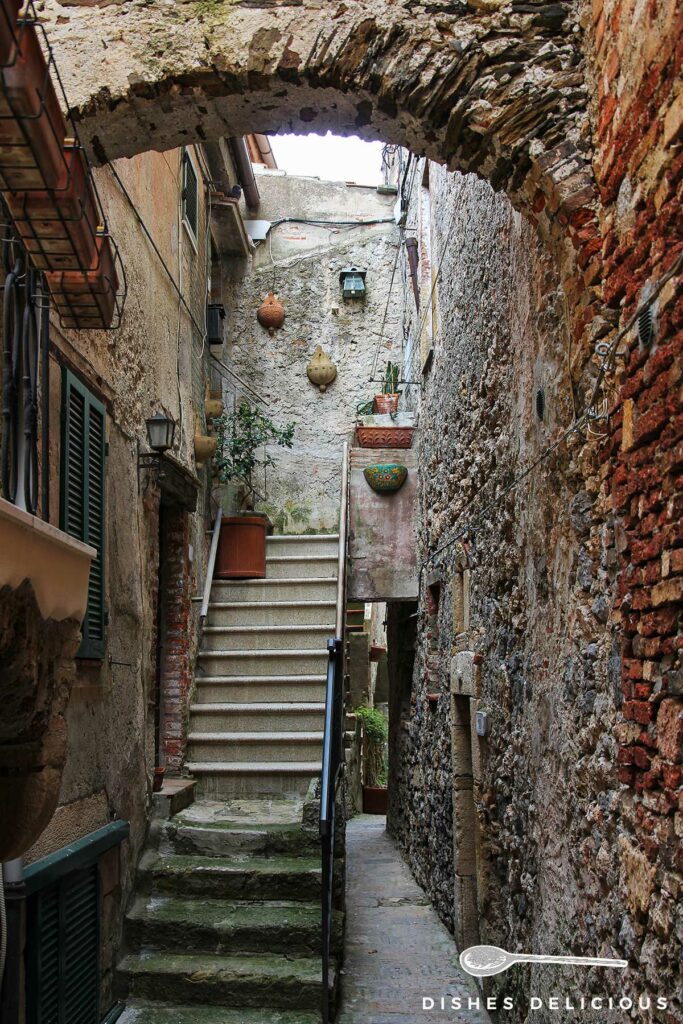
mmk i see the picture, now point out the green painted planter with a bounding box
[363,463,408,494]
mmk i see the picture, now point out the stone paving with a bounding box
[337,816,491,1024]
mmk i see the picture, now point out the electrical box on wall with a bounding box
[475,711,488,737]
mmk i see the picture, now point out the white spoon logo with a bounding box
[460,944,628,978]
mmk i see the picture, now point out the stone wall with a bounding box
[222,170,400,532]
[387,161,670,1020]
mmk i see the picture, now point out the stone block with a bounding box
[656,699,683,763]
[450,652,477,696]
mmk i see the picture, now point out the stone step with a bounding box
[160,821,319,859]
[187,732,323,764]
[187,762,321,798]
[139,851,321,902]
[201,624,333,652]
[117,1003,321,1024]
[194,676,327,704]
[126,894,328,956]
[197,649,328,677]
[188,702,326,732]
[267,534,339,558]
[117,951,327,1010]
[264,555,338,580]
[211,577,337,602]
[208,600,336,627]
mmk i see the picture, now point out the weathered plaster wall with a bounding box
[13,145,215,1013]
[222,170,400,532]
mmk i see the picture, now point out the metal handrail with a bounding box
[199,504,222,630]
[320,441,349,1024]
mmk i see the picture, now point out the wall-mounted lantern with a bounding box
[339,266,366,300]
[146,411,176,452]
[207,302,226,346]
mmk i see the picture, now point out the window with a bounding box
[61,369,106,659]
[181,149,199,242]
[26,863,100,1024]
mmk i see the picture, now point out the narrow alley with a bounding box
[338,817,490,1024]
[1,2,682,1023]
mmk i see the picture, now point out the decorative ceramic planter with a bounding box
[363,463,408,493]
[215,514,269,579]
[356,425,415,449]
[306,345,337,392]
[373,394,399,414]
[257,292,285,334]
[204,393,224,420]
[194,426,217,468]
[363,786,388,814]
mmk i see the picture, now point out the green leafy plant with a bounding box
[382,360,400,396]
[258,498,312,534]
[355,705,388,788]
[212,402,295,508]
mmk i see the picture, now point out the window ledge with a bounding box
[0,497,96,622]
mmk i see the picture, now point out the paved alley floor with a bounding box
[337,816,491,1024]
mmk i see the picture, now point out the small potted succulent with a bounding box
[212,402,295,578]
[373,361,400,414]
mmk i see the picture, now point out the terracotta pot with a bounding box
[369,644,386,662]
[356,425,415,449]
[153,766,165,793]
[204,395,224,420]
[257,292,285,334]
[373,394,399,414]
[46,235,119,329]
[363,786,388,815]
[215,514,269,579]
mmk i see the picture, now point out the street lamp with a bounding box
[339,266,367,300]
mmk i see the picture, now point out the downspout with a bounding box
[228,137,260,211]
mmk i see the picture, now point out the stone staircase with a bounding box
[116,797,340,1023]
[187,534,339,798]
[116,535,343,1022]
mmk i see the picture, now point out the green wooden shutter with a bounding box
[61,369,106,659]
[26,864,100,1024]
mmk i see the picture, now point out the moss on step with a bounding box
[126,895,341,955]
[141,852,322,902]
[119,952,327,1010]
[120,1003,320,1024]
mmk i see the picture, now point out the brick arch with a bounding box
[43,0,603,351]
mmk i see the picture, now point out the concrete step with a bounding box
[197,649,328,677]
[117,951,326,1010]
[139,851,321,902]
[208,600,336,627]
[194,676,327,704]
[201,624,332,652]
[267,534,339,558]
[211,577,337,602]
[188,702,325,732]
[126,894,329,956]
[187,762,321,798]
[118,1003,321,1024]
[264,555,338,580]
[187,732,323,764]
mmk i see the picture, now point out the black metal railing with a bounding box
[1,219,48,518]
[320,441,349,1023]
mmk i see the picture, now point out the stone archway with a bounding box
[43,0,603,353]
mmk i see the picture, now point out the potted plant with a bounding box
[355,705,388,814]
[211,402,295,578]
[373,360,400,414]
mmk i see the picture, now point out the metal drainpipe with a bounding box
[228,137,260,211]
[404,237,420,312]
[0,858,25,1024]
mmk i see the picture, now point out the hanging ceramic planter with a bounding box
[194,416,217,468]
[204,385,224,421]
[363,463,408,493]
[306,345,337,392]
[257,292,285,335]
